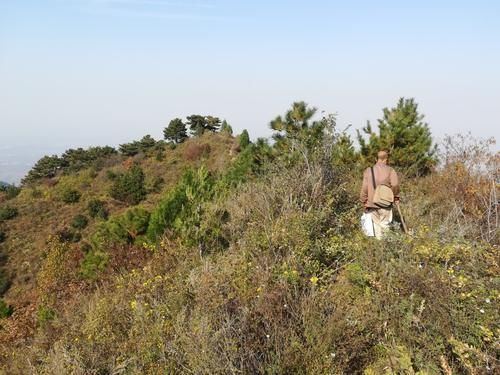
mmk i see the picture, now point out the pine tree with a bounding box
[205,116,221,132]
[22,155,67,184]
[186,115,207,136]
[357,97,437,177]
[119,141,141,156]
[239,129,251,149]
[220,120,233,135]
[270,101,317,136]
[164,118,188,143]
[109,165,146,205]
[139,135,157,150]
[270,101,321,153]
[186,115,221,136]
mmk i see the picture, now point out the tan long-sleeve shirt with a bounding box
[360,162,400,208]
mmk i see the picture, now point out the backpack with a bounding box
[371,167,394,208]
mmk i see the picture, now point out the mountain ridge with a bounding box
[0,110,497,373]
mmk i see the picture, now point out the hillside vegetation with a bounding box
[0,102,498,374]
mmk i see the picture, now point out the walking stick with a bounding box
[395,201,409,234]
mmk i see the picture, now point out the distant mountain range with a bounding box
[0,181,11,187]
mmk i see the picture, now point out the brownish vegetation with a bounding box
[0,126,497,374]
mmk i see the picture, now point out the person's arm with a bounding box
[390,168,400,202]
[360,169,369,207]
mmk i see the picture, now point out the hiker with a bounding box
[360,150,400,239]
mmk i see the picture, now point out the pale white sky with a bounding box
[1,0,499,183]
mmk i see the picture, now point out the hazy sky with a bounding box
[1,0,499,182]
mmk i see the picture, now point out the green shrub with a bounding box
[80,250,109,279]
[37,306,56,323]
[239,129,251,149]
[71,214,89,230]
[87,199,108,219]
[0,298,13,319]
[0,206,18,222]
[90,207,150,249]
[147,167,214,242]
[109,165,146,205]
[61,189,81,204]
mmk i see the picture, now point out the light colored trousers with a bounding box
[369,207,393,239]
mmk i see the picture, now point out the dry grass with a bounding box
[0,132,498,374]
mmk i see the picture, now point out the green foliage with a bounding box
[186,115,221,136]
[269,101,328,165]
[331,131,358,168]
[220,141,270,188]
[357,97,437,176]
[22,147,117,184]
[71,214,89,230]
[90,207,151,248]
[3,111,499,374]
[164,118,188,144]
[0,206,18,222]
[87,199,108,219]
[22,155,64,184]
[270,101,317,138]
[61,189,81,204]
[109,165,146,205]
[119,135,160,156]
[220,120,233,135]
[37,306,56,323]
[239,129,250,149]
[147,167,214,243]
[61,146,117,174]
[0,298,13,319]
[80,250,109,279]
[0,184,21,200]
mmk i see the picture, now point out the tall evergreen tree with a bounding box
[186,115,207,136]
[139,135,157,149]
[164,118,188,143]
[357,97,437,176]
[205,116,221,132]
[270,101,323,154]
[186,115,221,136]
[239,129,251,149]
[119,141,141,156]
[22,155,67,184]
[270,101,317,139]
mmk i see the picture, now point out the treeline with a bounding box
[22,114,236,184]
[22,98,437,186]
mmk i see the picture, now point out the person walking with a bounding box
[360,151,400,239]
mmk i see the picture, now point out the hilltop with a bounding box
[0,103,498,374]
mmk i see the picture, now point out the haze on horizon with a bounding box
[1,0,499,183]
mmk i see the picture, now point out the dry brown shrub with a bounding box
[183,143,211,161]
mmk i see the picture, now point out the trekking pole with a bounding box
[395,201,409,234]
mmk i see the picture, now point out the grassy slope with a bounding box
[0,131,498,374]
[0,132,237,347]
